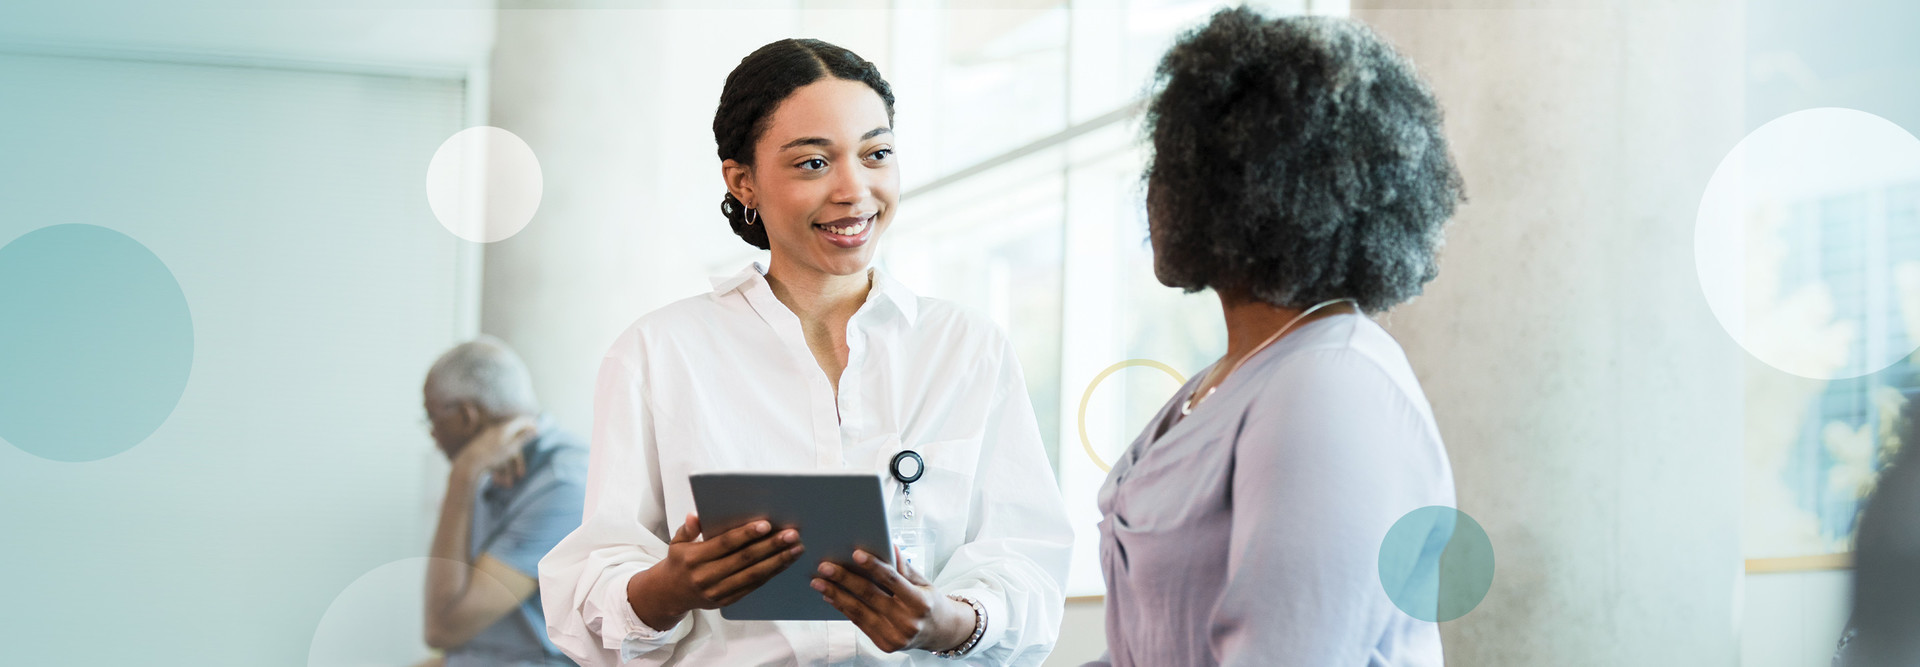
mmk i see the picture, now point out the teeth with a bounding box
[821,220,867,236]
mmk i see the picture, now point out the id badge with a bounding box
[890,484,933,571]
[891,525,927,571]
[888,449,934,571]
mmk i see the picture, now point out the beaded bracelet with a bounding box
[932,594,987,659]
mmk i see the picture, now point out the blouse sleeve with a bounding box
[539,329,691,666]
[930,335,1076,666]
[1207,348,1452,667]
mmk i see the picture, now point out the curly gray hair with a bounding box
[1144,9,1464,313]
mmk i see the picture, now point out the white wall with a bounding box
[0,1,493,77]
[0,44,478,667]
[1744,570,1851,667]
[0,5,499,665]
[1045,599,1109,666]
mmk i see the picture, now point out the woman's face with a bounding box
[726,78,898,279]
[1145,173,1180,287]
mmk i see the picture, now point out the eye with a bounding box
[867,148,893,161]
[798,158,827,171]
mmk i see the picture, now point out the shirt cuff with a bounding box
[946,587,1007,658]
[592,565,692,662]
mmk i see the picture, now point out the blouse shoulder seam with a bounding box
[1245,344,1427,427]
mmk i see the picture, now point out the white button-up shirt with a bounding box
[539,263,1074,666]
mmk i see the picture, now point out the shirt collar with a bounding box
[870,267,919,325]
[709,261,919,326]
[708,262,764,295]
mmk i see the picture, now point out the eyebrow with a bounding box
[778,127,893,151]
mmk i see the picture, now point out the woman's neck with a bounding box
[1218,291,1309,363]
[764,259,872,325]
[1217,289,1360,362]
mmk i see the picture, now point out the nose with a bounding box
[827,159,872,208]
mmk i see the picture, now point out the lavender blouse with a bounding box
[1088,313,1454,667]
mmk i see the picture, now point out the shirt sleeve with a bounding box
[538,330,692,666]
[1207,349,1452,667]
[931,335,1076,666]
[486,477,586,578]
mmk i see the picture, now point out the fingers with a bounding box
[481,417,519,441]
[691,528,798,604]
[815,578,884,629]
[693,528,798,589]
[491,454,525,488]
[814,559,907,621]
[509,415,538,438]
[701,520,774,556]
[670,513,698,545]
[894,546,932,587]
[847,550,926,614]
[714,529,800,573]
[708,538,806,605]
[813,572,910,652]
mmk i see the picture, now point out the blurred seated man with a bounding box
[420,336,587,667]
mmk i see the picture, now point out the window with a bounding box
[1746,181,1920,561]
[880,0,1347,596]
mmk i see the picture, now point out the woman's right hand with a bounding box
[626,513,805,629]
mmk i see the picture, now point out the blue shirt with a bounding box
[449,418,588,667]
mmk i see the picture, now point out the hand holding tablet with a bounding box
[623,511,807,630]
[811,546,980,654]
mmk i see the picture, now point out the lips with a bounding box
[813,215,876,248]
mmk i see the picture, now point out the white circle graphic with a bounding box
[426,126,544,243]
[308,557,517,667]
[1695,108,1920,379]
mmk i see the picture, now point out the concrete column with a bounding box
[484,8,696,431]
[1354,2,1746,664]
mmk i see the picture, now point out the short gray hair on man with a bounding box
[424,335,540,419]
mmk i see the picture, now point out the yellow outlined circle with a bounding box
[1077,359,1187,472]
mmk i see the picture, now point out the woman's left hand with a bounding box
[811,547,976,653]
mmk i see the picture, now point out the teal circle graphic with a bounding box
[1378,505,1494,622]
[0,224,193,462]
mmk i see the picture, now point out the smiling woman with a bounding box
[536,37,1074,667]
[713,39,897,257]
[723,76,896,277]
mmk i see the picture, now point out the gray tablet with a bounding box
[688,472,894,621]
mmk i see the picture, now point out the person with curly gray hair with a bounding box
[1089,8,1464,666]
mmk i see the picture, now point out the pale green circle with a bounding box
[1378,505,1494,623]
[0,224,193,462]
